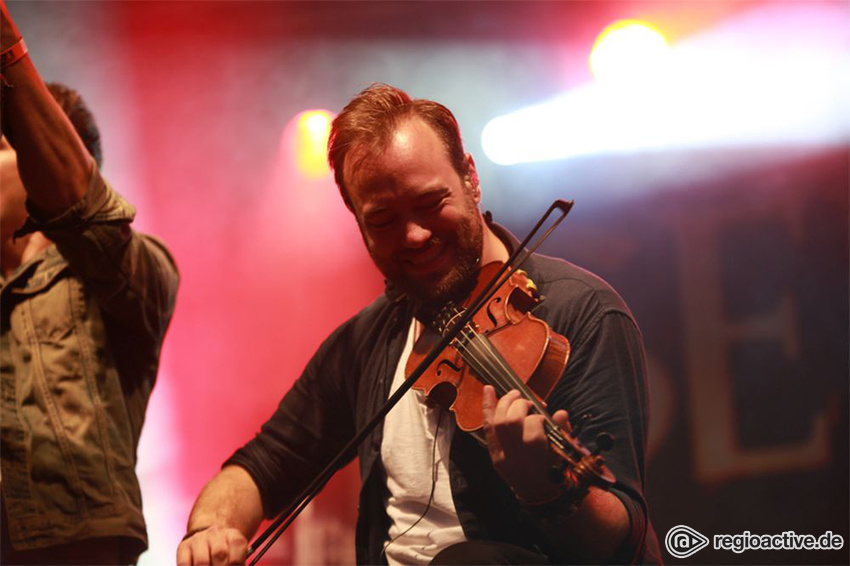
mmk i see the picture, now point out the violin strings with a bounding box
[455,325,544,411]
[450,323,580,463]
[444,316,542,414]
[452,327,568,452]
[449,318,515,395]
[437,306,583,463]
[452,328,513,396]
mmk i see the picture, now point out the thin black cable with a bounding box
[248,315,473,564]
[380,405,446,563]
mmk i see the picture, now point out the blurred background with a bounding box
[7,1,848,564]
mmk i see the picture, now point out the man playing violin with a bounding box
[178,84,660,565]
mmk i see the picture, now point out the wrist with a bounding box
[515,471,590,518]
[182,524,213,541]
[519,486,589,522]
[510,469,577,505]
[1,38,27,71]
[512,485,566,506]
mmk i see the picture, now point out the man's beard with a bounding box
[370,211,483,308]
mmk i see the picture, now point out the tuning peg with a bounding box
[570,413,593,437]
[592,432,615,455]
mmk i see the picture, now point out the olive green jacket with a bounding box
[0,165,178,552]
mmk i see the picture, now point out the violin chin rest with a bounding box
[426,380,458,409]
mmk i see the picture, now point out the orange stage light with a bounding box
[294,109,334,179]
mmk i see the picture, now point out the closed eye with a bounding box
[364,213,396,230]
[417,193,448,212]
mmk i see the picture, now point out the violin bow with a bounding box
[246,199,574,564]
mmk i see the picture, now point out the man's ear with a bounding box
[463,153,480,202]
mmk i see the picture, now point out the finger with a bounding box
[493,389,522,422]
[188,536,211,566]
[495,397,534,452]
[176,541,193,566]
[504,396,533,423]
[210,534,231,566]
[226,529,249,564]
[482,385,497,424]
[523,415,558,459]
[482,385,502,452]
[522,413,548,440]
[552,409,571,433]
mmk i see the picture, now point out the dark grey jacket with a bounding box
[229,223,660,564]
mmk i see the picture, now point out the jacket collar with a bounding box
[0,244,66,294]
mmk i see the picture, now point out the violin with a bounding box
[408,261,616,496]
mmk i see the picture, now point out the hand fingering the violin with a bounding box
[482,386,571,504]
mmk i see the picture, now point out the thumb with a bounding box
[482,385,497,425]
[552,409,571,435]
[482,385,500,448]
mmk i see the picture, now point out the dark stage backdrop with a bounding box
[6,1,848,564]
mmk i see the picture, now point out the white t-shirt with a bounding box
[380,320,466,565]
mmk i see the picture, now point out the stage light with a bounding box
[589,20,670,84]
[294,109,334,179]
[481,4,849,166]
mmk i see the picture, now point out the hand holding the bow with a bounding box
[177,525,248,566]
[176,466,263,566]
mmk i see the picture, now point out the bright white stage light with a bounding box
[481,5,849,166]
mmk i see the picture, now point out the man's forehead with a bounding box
[343,119,446,179]
[342,143,385,193]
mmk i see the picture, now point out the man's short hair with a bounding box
[327,83,466,209]
[46,82,103,168]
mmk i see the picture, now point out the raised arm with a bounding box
[1,0,178,338]
[1,0,90,217]
[177,466,265,566]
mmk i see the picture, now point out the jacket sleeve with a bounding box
[558,310,651,563]
[224,320,359,519]
[525,282,652,564]
[14,160,179,340]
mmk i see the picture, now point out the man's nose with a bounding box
[403,220,431,248]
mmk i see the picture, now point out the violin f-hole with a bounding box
[485,297,502,327]
[434,358,463,377]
